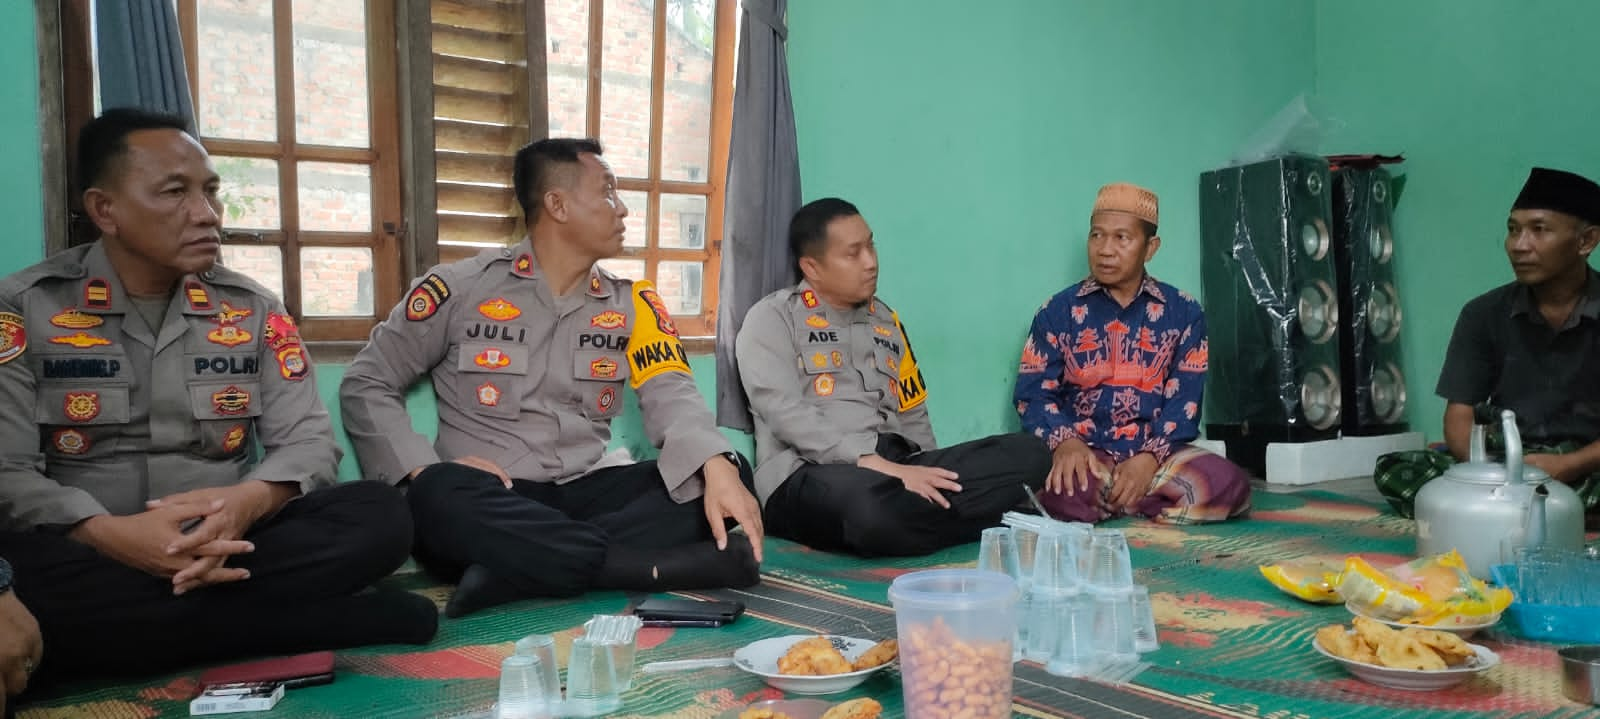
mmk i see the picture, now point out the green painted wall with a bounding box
[1314,0,1600,438]
[787,0,1316,442]
[0,4,45,275]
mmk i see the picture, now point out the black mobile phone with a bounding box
[632,598,745,625]
[281,672,335,690]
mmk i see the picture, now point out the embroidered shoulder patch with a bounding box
[0,312,26,365]
[405,273,451,321]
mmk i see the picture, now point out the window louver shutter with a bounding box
[432,0,531,264]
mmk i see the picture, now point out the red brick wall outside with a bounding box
[202,0,717,320]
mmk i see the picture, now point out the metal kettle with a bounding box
[1415,409,1585,577]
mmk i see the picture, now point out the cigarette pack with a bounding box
[189,681,285,715]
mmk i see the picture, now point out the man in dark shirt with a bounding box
[1376,167,1600,515]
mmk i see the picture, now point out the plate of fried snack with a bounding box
[733,635,898,694]
[727,697,884,719]
[1313,617,1500,691]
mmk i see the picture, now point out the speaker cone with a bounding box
[1369,224,1394,264]
[1300,365,1342,430]
[1366,281,1402,342]
[1297,280,1339,344]
[1301,218,1330,261]
[1369,362,1407,424]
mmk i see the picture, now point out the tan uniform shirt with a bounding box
[735,282,935,503]
[0,242,339,531]
[340,240,730,502]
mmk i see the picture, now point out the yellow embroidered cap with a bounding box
[1092,182,1159,227]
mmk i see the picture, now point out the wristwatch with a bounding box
[0,557,12,596]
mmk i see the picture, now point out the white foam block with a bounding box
[1261,432,1425,486]
[1191,438,1227,456]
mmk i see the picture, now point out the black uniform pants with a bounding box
[764,433,1052,557]
[0,480,424,685]
[407,456,755,597]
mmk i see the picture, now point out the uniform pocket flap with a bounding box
[37,384,132,425]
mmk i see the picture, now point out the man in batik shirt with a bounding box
[1015,182,1251,524]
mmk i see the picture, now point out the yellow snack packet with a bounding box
[1259,559,1343,604]
[1334,550,1514,625]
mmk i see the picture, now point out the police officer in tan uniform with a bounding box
[737,198,1052,556]
[0,110,435,689]
[341,138,764,617]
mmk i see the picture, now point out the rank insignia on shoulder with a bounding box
[801,290,819,308]
[84,279,111,310]
[512,254,535,278]
[185,281,213,311]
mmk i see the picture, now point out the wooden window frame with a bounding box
[592,0,737,339]
[175,0,403,342]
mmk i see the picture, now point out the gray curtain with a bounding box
[96,0,196,129]
[714,0,801,431]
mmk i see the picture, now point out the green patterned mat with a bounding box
[16,490,1598,718]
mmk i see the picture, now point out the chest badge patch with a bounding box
[476,382,501,407]
[811,352,827,368]
[52,428,89,455]
[49,332,111,349]
[222,424,248,453]
[207,325,252,348]
[214,302,252,325]
[49,309,102,330]
[831,350,844,367]
[478,298,522,321]
[63,392,100,422]
[590,311,627,329]
[805,314,829,329]
[474,348,511,369]
[813,373,835,397]
[212,386,252,415]
[873,325,893,337]
[597,386,617,413]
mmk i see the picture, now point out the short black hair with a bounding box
[75,107,191,194]
[513,137,604,223]
[788,197,860,279]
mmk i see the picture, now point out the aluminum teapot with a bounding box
[1415,409,1585,578]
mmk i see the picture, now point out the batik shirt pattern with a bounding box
[1015,275,1208,463]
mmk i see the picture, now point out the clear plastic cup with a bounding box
[565,636,623,717]
[1026,587,1069,662]
[890,569,1019,719]
[513,634,563,706]
[1087,529,1134,589]
[1130,585,1159,654]
[496,655,554,719]
[1091,586,1138,663]
[1045,591,1099,678]
[977,527,1020,577]
[582,615,642,691]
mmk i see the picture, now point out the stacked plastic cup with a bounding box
[495,654,555,719]
[512,634,562,707]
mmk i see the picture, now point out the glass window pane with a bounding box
[297,162,372,232]
[656,261,703,316]
[547,0,591,137]
[299,247,374,316]
[599,0,654,179]
[196,0,276,141]
[658,194,706,249]
[597,258,646,282]
[661,0,715,182]
[619,190,649,248]
[220,244,283,300]
[292,0,369,148]
[214,157,281,230]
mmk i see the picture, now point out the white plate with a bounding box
[1313,633,1500,691]
[717,699,833,719]
[1345,601,1500,638]
[732,635,893,695]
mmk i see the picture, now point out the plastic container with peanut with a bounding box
[889,569,1019,719]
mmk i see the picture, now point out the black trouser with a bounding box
[407,457,755,597]
[0,480,426,686]
[764,433,1052,557]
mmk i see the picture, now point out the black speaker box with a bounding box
[1332,167,1409,436]
[1200,155,1343,474]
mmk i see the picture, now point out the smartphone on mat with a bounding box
[633,598,744,627]
[197,651,336,693]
